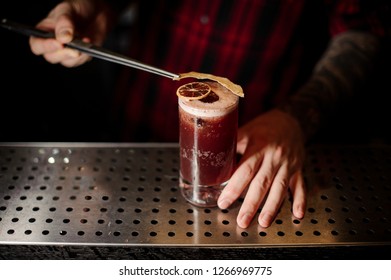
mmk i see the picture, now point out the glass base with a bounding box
[179,177,228,207]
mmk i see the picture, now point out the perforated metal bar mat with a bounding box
[0,143,390,247]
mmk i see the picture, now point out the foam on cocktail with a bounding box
[178,81,239,118]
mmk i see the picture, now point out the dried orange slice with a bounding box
[173,71,244,98]
[176,82,211,100]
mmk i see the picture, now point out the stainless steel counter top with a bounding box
[0,142,390,256]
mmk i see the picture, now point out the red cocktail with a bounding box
[178,81,239,207]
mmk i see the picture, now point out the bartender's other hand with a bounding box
[217,109,306,228]
[29,1,111,67]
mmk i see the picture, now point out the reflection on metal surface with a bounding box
[0,143,390,247]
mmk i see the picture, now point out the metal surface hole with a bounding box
[345,218,353,224]
[241,231,249,237]
[325,207,332,213]
[275,219,283,225]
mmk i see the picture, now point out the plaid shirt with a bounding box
[111,0,389,142]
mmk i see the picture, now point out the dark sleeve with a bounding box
[278,0,389,141]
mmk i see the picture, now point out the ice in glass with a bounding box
[178,81,239,207]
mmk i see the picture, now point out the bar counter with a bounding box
[0,142,390,259]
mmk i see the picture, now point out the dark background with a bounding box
[0,1,390,144]
[0,1,121,142]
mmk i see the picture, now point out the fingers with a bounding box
[217,148,263,210]
[257,162,289,227]
[235,148,277,228]
[218,144,306,229]
[43,2,75,42]
[289,171,306,219]
[28,2,86,66]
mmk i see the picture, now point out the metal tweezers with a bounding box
[1,18,180,79]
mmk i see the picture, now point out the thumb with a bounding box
[49,2,76,43]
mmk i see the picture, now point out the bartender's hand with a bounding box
[218,109,307,228]
[29,0,112,67]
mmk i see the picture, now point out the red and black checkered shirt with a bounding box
[110,0,389,142]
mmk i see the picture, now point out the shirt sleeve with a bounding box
[278,0,389,141]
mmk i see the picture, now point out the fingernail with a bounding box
[218,199,230,209]
[294,209,305,219]
[58,29,72,41]
[238,213,252,228]
[259,212,273,227]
